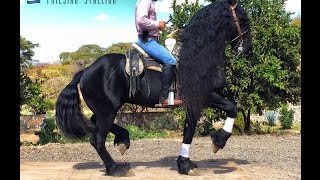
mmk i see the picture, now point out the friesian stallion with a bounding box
[55,0,252,176]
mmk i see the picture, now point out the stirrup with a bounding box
[159,98,182,107]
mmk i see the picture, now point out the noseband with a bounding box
[229,3,248,55]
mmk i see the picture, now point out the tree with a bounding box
[59,44,106,69]
[159,0,202,44]
[170,0,202,29]
[27,63,75,101]
[291,16,301,28]
[105,42,133,54]
[20,36,50,114]
[170,0,300,133]
[20,36,38,71]
[20,36,38,109]
[222,0,301,132]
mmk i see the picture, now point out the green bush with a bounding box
[195,108,218,136]
[233,111,245,135]
[172,107,186,129]
[35,116,64,145]
[196,119,215,136]
[279,105,294,129]
[250,121,263,135]
[265,111,277,126]
[126,125,167,140]
[35,114,90,145]
[150,114,178,130]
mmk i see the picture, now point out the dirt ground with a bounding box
[20,133,301,180]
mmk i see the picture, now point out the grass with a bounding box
[22,118,301,146]
[107,125,169,142]
[254,122,301,135]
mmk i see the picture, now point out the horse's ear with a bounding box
[227,0,237,5]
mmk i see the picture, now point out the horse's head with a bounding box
[225,0,252,57]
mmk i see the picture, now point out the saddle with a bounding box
[125,43,162,75]
[125,43,162,98]
[125,42,182,99]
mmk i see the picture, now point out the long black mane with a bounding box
[177,0,251,119]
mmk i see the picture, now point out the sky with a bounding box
[20,0,301,63]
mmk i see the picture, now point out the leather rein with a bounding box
[229,3,248,54]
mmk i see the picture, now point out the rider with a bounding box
[135,0,182,106]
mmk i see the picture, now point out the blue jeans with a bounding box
[137,36,177,65]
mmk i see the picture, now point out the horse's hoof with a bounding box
[188,169,201,176]
[212,143,220,154]
[107,163,132,176]
[210,128,231,154]
[114,133,130,154]
[118,143,127,155]
[176,156,198,175]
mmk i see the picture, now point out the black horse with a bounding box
[55,0,252,176]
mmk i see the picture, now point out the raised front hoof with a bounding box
[176,156,198,175]
[114,136,130,155]
[106,163,132,177]
[212,143,220,154]
[117,143,127,155]
[210,128,232,154]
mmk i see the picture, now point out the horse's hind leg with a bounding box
[88,109,130,176]
[90,114,130,155]
[176,107,199,175]
[208,91,236,153]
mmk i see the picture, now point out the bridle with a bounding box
[229,2,248,55]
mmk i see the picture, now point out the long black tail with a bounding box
[55,70,94,138]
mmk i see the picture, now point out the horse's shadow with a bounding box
[73,156,250,175]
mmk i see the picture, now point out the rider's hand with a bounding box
[159,21,166,29]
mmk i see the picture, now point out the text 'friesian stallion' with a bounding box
[55,0,252,176]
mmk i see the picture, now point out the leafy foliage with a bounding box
[169,0,300,133]
[172,107,186,129]
[196,108,220,136]
[20,36,50,114]
[150,114,178,130]
[34,114,90,145]
[59,44,106,68]
[59,43,132,70]
[125,125,168,140]
[170,0,203,29]
[35,116,63,145]
[291,16,301,27]
[279,104,294,129]
[250,120,263,135]
[20,36,39,71]
[233,111,245,135]
[161,0,202,43]
[105,42,133,54]
[224,0,300,132]
[27,64,75,101]
[20,36,39,108]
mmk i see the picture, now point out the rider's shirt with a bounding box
[135,0,160,37]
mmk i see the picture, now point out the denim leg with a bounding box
[137,37,177,65]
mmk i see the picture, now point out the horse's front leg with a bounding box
[89,112,130,176]
[111,124,130,155]
[91,114,130,155]
[177,107,199,175]
[208,91,234,153]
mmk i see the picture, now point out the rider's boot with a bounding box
[159,64,182,106]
